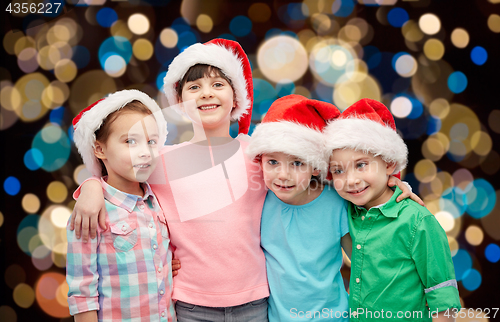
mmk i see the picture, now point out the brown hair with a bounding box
[94,100,152,176]
[175,64,233,100]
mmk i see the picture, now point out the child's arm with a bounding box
[341,233,352,259]
[74,311,98,322]
[387,175,424,206]
[433,311,455,322]
[172,258,181,277]
[69,178,106,243]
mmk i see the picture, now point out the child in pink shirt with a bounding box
[70,39,269,321]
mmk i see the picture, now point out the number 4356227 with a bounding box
[6,2,62,14]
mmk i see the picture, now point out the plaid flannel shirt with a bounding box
[66,178,176,322]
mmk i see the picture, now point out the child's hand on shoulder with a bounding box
[388,175,425,206]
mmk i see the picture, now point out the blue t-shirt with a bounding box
[261,185,350,321]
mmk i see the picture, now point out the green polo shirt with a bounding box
[348,187,461,321]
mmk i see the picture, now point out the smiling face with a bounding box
[180,71,235,131]
[330,149,396,209]
[261,152,321,206]
[94,111,159,194]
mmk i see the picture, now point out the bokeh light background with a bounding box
[1,0,500,320]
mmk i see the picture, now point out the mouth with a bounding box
[134,164,151,169]
[274,183,295,191]
[347,186,368,195]
[198,104,219,111]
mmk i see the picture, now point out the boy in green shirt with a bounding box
[324,98,461,321]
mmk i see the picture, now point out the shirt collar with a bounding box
[352,186,403,218]
[101,177,155,213]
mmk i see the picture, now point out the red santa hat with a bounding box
[323,98,408,175]
[246,94,341,179]
[163,38,253,135]
[72,89,168,177]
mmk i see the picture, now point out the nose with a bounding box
[346,170,361,187]
[138,142,152,159]
[200,86,214,99]
[277,164,291,181]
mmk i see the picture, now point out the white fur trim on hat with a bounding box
[73,89,168,177]
[246,121,330,179]
[163,42,251,121]
[324,117,408,174]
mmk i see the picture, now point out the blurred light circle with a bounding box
[0,306,16,322]
[253,78,277,105]
[331,0,355,18]
[470,46,487,66]
[176,31,197,51]
[22,101,42,121]
[14,36,35,56]
[128,14,150,35]
[98,36,132,68]
[72,45,91,69]
[448,237,459,257]
[310,40,356,86]
[465,225,484,246]
[422,137,446,161]
[257,35,308,83]
[133,39,153,61]
[470,131,492,156]
[4,176,21,196]
[314,82,334,102]
[434,211,455,232]
[481,191,500,239]
[46,181,68,203]
[22,193,41,214]
[29,234,43,254]
[462,269,481,291]
[104,55,127,77]
[36,272,71,318]
[230,16,252,37]
[96,8,118,28]
[429,98,450,119]
[423,38,445,61]
[333,74,381,110]
[160,28,178,48]
[56,282,69,307]
[196,14,213,33]
[24,148,44,170]
[0,85,22,111]
[419,13,441,35]
[487,14,500,33]
[13,283,35,308]
[449,123,468,141]
[18,47,39,73]
[54,59,77,83]
[32,245,53,271]
[17,227,38,255]
[331,49,348,67]
[248,3,272,23]
[466,179,496,219]
[447,71,467,94]
[276,81,296,97]
[110,20,133,39]
[452,168,474,191]
[451,28,469,48]
[50,206,71,228]
[74,164,91,185]
[32,124,71,172]
[390,96,412,118]
[5,264,26,289]
[485,244,500,263]
[401,20,423,42]
[42,81,70,108]
[414,159,437,183]
[387,8,409,28]
[452,249,472,281]
[394,54,417,77]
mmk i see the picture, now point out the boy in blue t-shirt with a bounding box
[324,98,461,321]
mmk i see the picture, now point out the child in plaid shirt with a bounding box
[67,90,176,322]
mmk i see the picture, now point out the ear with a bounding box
[386,162,397,175]
[94,141,107,160]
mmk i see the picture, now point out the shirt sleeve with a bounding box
[66,222,101,315]
[411,214,461,312]
[339,199,350,237]
[73,176,101,200]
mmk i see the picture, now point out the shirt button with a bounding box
[139,205,145,210]
[153,244,157,250]
[149,223,153,228]
[361,216,365,221]
[121,225,127,232]
[352,312,358,317]
[158,267,162,273]
[161,312,165,317]
[159,289,164,295]
[356,278,360,283]
[357,244,361,250]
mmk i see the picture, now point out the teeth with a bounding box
[134,164,150,168]
[200,105,218,110]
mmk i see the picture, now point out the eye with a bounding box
[332,169,344,175]
[267,159,278,165]
[213,82,224,88]
[148,139,157,145]
[292,161,303,167]
[188,84,199,90]
[126,138,136,145]
[356,162,367,169]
